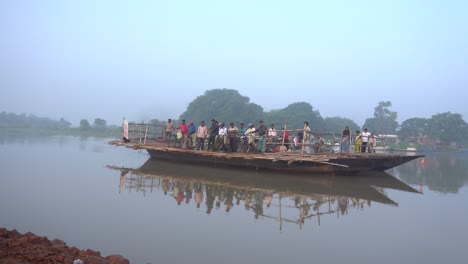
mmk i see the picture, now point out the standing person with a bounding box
[368,132,377,153]
[207,119,219,151]
[304,121,314,154]
[164,119,173,147]
[218,122,228,151]
[188,120,196,149]
[361,128,371,153]
[245,123,256,146]
[257,120,267,153]
[257,120,267,137]
[196,121,208,150]
[341,126,351,154]
[228,122,239,152]
[354,130,362,153]
[317,134,325,153]
[238,123,246,136]
[268,123,277,141]
[178,120,189,149]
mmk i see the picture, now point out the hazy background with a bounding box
[1,0,467,126]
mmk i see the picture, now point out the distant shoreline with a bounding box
[0,127,122,138]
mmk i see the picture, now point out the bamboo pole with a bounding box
[300,123,307,157]
[144,124,149,145]
[339,128,344,154]
[280,121,288,152]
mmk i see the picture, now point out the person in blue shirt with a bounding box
[188,120,197,149]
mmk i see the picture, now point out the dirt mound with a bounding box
[0,228,129,264]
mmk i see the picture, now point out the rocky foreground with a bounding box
[0,228,130,264]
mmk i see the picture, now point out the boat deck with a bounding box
[108,139,424,174]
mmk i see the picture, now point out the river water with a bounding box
[1,136,467,264]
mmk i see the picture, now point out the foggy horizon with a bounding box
[1,0,467,127]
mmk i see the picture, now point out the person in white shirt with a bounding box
[267,123,278,148]
[368,132,378,153]
[218,123,228,151]
[245,123,256,145]
[361,128,371,153]
[304,121,314,154]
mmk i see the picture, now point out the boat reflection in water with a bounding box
[107,159,420,229]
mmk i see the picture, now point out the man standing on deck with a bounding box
[188,120,196,149]
[207,119,219,151]
[361,128,371,153]
[165,119,173,147]
[178,120,189,149]
[238,122,246,136]
[304,121,314,154]
[257,120,267,153]
[196,121,208,150]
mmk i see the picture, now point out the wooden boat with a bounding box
[108,139,424,175]
[107,158,420,206]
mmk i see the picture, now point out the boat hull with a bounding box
[146,148,423,175]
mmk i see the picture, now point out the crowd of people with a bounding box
[162,118,379,154]
[163,118,291,153]
[341,126,379,154]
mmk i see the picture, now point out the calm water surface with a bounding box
[1,136,467,264]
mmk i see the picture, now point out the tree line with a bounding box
[2,89,467,146]
[173,89,467,146]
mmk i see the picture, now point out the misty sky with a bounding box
[1,0,467,127]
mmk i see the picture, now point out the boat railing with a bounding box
[123,121,387,154]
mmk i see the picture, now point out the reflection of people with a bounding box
[338,197,348,215]
[174,190,185,205]
[205,185,215,214]
[265,193,273,208]
[162,179,170,195]
[184,182,193,204]
[225,188,234,212]
[119,170,128,193]
[254,191,265,219]
[194,183,203,208]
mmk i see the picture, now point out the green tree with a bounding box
[58,118,72,129]
[93,118,107,128]
[322,117,360,135]
[397,118,428,140]
[264,102,323,131]
[426,112,467,145]
[179,88,264,124]
[363,101,398,134]
[80,119,90,130]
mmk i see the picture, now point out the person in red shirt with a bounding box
[178,120,189,149]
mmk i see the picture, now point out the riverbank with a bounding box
[0,228,129,264]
